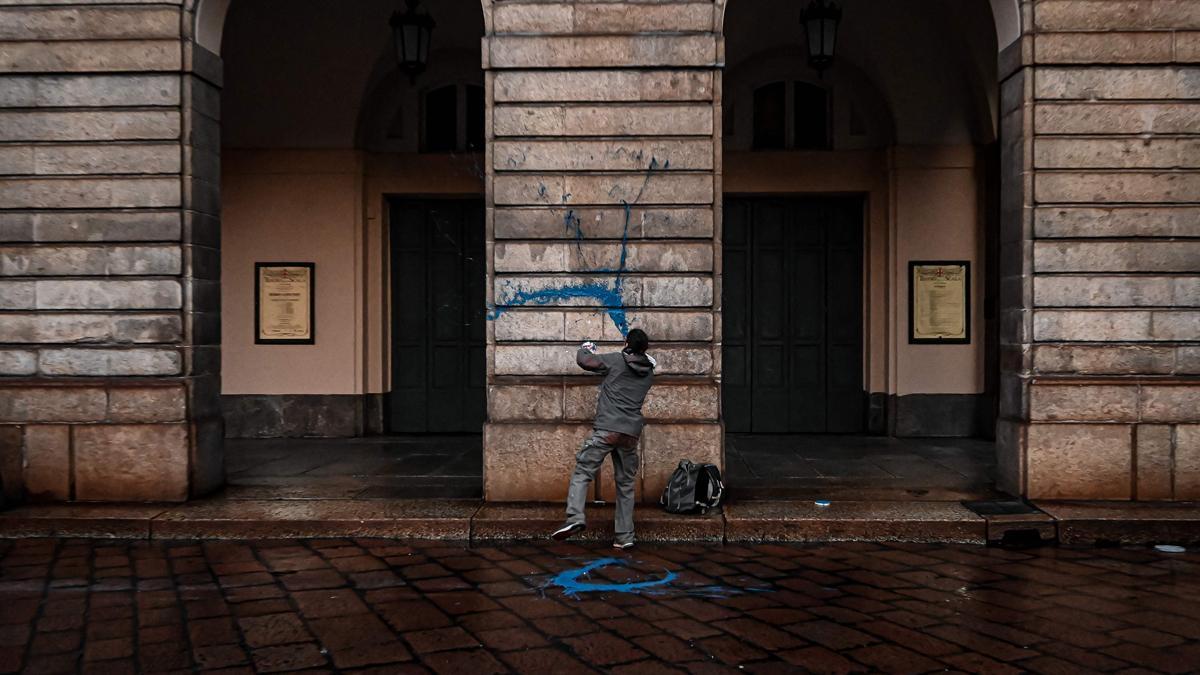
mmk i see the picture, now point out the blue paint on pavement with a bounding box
[549,557,677,597]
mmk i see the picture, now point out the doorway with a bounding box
[723,196,865,433]
[387,198,486,433]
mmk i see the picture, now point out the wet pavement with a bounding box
[2,538,1198,674]
[724,435,1001,501]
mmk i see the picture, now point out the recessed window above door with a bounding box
[421,83,485,153]
[751,81,831,151]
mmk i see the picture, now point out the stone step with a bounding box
[723,501,988,545]
[471,502,723,543]
[1034,500,1200,546]
[3,498,1197,546]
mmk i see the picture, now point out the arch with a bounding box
[194,0,496,55]
[717,0,1021,53]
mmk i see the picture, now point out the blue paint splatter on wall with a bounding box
[487,158,667,337]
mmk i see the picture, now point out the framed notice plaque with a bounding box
[909,261,970,344]
[255,262,315,345]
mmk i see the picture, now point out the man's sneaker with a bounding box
[612,540,634,551]
[551,522,585,541]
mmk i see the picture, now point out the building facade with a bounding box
[0,0,1197,505]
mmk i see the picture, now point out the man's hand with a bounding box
[581,341,598,354]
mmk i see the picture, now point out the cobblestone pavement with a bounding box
[1,538,1198,674]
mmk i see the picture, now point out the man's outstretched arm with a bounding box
[576,341,609,374]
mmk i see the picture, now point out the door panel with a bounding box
[722,197,865,433]
[388,199,485,433]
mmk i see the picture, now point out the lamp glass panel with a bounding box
[402,24,420,62]
[805,20,823,57]
[821,19,838,56]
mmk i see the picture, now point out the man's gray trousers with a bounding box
[565,429,638,544]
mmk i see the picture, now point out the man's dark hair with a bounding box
[625,328,649,354]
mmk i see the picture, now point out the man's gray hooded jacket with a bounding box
[577,346,656,437]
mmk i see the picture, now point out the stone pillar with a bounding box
[0,3,222,502]
[482,1,723,502]
[1002,0,1200,500]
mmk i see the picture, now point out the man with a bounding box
[552,328,656,549]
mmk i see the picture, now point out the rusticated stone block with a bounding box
[574,3,713,32]
[641,276,713,306]
[1029,384,1137,422]
[488,385,562,422]
[0,314,181,344]
[1033,241,1199,273]
[1035,103,1200,135]
[0,6,180,40]
[1140,385,1200,423]
[22,425,69,501]
[34,279,181,309]
[0,281,33,309]
[1151,311,1200,340]
[494,139,712,172]
[0,386,106,423]
[1177,425,1200,499]
[0,110,180,142]
[494,105,712,137]
[1035,138,1200,170]
[1034,276,1197,307]
[483,423,589,501]
[1034,172,1200,204]
[489,35,717,69]
[565,384,718,423]
[27,144,181,176]
[494,242,713,273]
[1034,32,1173,64]
[1136,424,1173,500]
[108,386,186,423]
[491,2,573,33]
[493,173,712,206]
[39,348,181,376]
[640,423,722,501]
[493,310,567,341]
[1179,346,1200,374]
[0,211,181,243]
[599,311,714,342]
[1034,0,1200,31]
[493,206,713,240]
[0,40,181,73]
[0,177,181,209]
[1035,207,1200,239]
[1032,344,1175,375]
[0,349,36,375]
[494,345,713,376]
[0,74,180,108]
[1035,67,1200,100]
[1032,310,1151,342]
[493,70,712,103]
[1027,423,1132,500]
[74,423,189,502]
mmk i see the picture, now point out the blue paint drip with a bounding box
[487,157,663,337]
[549,558,677,597]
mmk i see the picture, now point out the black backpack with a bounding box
[660,460,725,514]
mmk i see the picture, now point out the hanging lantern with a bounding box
[800,0,841,75]
[390,0,435,82]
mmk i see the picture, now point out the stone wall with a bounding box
[481,1,724,501]
[999,0,1200,500]
[0,2,222,502]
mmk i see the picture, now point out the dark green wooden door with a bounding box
[723,197,864,433]
[388,199,485,433]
